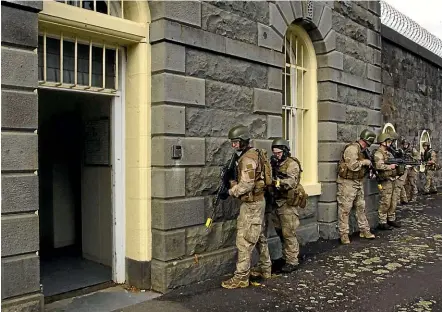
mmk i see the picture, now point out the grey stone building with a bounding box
[1,0,440,311]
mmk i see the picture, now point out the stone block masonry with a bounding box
[381,31,442,187]
[149,0,334,294]
[317,0,382,239]
[1,1,43,310]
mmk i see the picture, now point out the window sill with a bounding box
[302,182,322,197]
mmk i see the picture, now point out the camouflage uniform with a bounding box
[374,148,400,226]
[396,168,408,204]
[253,157,301,275]
[223,148,269,288]
[423,148,438,194]
[337,142,374,244]
[405,149,420,202]
[272,157,302,266]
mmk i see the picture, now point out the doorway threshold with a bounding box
[44,285,161,312]
[41,249,113,299]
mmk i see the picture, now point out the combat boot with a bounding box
[280,263,298,273]
[250,267,272,279]
[340,234,350,244]
[430,190,438,194]
[378,223,393,230]
[221,275,249,289]
[387,220,401,228]
[359,231,375,239]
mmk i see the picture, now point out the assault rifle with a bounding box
[361,149,380,180]
[205,152,238,228]
[388,146,404,159]
[384,158,422,166]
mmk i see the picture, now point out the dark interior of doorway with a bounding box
[38,89,113,300]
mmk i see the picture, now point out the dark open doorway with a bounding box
[38,89,113,300]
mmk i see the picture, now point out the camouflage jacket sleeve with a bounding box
[431,151,437,163]
[279,160,300,190]
[374,150,391,171]
[344,144,364,172]
[229,155,256,198]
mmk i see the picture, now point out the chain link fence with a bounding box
[381,1,442,58]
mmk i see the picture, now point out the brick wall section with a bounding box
[149,0,335,293]
[381,29,442,189]
[316,1,382,239]
[1,1,43,311]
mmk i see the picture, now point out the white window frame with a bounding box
[282,25,320,195]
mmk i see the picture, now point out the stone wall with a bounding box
[149,0,336,293]
[317,0,382,239]
[381,26,442,188]
[1,1,43,311]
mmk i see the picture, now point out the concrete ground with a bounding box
[120,192,442,312]
[44,286,161,312]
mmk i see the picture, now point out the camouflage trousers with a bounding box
[256,202,300,267]
[405,168,418,201]
[378,179,399,224]
[255,213,272,273]
[336,177,371,235]
[272,203,300,265]
[424,169,437,193]
[234,199,267,279]
[397,169,408,202]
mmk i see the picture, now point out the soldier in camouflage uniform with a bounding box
[221,125,271,289]
[265,139,302,272]
[336,129,376,244]
[422,142,439,194]
[402,140,420,202]
[374,133,400,230]
[396,139,411,205]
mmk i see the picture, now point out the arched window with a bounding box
[282,25,319,193]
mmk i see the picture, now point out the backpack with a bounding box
[256,149,273,186]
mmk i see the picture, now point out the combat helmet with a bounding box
[376,132,395,144]
[359,129,376,147]
[271,138,290,162]
[271,138,290,150]
[228,125,251,142]
[422,142,431,148]
[401,139,410,146]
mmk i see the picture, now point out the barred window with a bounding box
[38,34,119,92]
[282,25,319,190]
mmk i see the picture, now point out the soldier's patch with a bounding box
[246,164,253,169]
[248,171,255,179]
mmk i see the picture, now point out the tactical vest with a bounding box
[237,148,265,202]
[337,142,367,180]
[274,157,305,207]
[424,149,440,171]
[423,149,433,162]
[403,147,412,159]
[375,149,396,180]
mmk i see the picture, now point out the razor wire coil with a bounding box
[381,0,442,58]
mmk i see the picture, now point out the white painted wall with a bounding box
[81,166,112,266]
[80,96,113,266]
